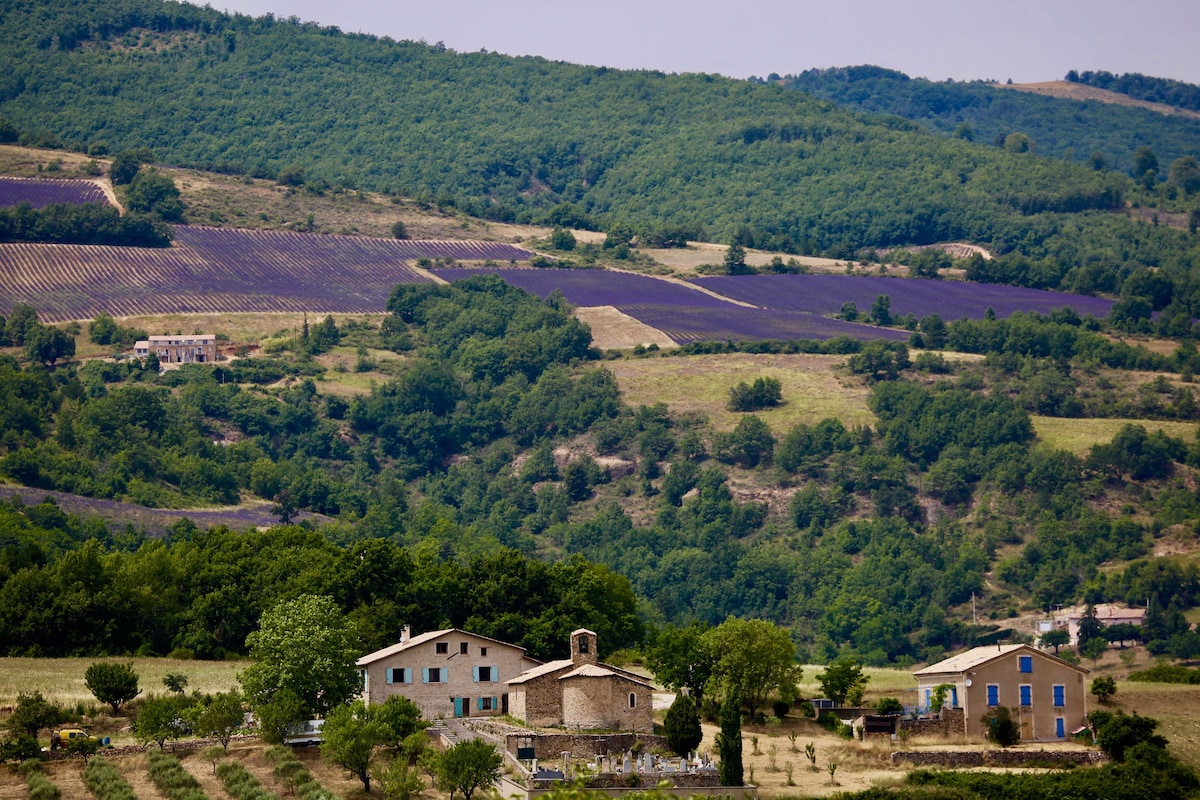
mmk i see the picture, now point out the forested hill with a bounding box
[769,66,1200,174]
[0,0,1132,256]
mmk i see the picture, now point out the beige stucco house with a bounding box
[356,627,542,719]
[506,629,654,733]
[913,643,1089,742]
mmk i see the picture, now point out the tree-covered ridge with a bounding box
[0,0,1145,257]
[769,65,1200,174]
[1067,69,1200,114]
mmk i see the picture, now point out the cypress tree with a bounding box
[716,693,743,786]
[664,693,703,757]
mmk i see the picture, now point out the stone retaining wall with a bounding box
[891,749,1108,767]
[899,708,964,738]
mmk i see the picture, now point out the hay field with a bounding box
[0,657,244,709]
[1032,416,1200,455]
[607,353,874,434]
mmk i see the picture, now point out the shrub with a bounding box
[146,751,209,800]
[27,771,61,800]
[981,706,1021,747]
[217,761,277,800]
[84,758,137,800]
[664,693,703,756]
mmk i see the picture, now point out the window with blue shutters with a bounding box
[423,667,443,684]
[1019,684,1032,706]
[1018,655,1032,673]
[1053,684,1065,707]
[1056,717,1065,738]
[987,685,999,706]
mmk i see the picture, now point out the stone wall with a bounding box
[891,749,1107,767]
[519,671,569,726]
[899,708,964,738]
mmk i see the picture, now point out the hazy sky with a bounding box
[215,0,1200,84]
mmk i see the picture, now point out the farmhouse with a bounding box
[913,644,1088,742]
[356,626,541,719]
[506,628,654,733]
[134,334,217,364]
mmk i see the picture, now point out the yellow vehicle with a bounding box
[50,729,92,750]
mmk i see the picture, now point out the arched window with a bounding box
[629,692,637,708]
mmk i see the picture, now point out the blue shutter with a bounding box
[491,665,499,682]
[950,687,958,708]
[987,685,998,706]
[477,697,484,711]
[1053,685,1065,706]
[386,668,394,685]
[1019,656,1032,673]
[422,668,430,684]
[1056,718,1065,738]
[1020,685,1031,705]
[405,668,413,684]
[473,666,480,683]
[924,689,931,710]
[493,696,499,711]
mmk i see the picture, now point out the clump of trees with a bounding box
[727,376,782,412]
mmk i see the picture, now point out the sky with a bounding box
[215,0,1200,85]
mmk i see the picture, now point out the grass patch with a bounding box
[1104,683,1200,770]
[0,657,243,708]
[1032,416,1200,455]
[608,353,874,434]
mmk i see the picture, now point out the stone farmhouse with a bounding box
[506,628,654,733]
[914,643,1089,742]
[134,334,217,364]
[356,626,541,719]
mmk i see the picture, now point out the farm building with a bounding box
[356,626,541,719]
[134,334,217,364]
[506,629,654,733]
[914,644,1088,742]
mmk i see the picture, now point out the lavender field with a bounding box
[0,177,111,209]
[433,267,906,343]
[1,227,537,322]
[693,274,1115,320]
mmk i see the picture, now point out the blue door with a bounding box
[453,697,464,718]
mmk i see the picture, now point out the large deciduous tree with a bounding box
[239,594,360,723]
[321,700,391,792]
[647,623,716,706]
[816,658,869,707]
[703,617,801,718]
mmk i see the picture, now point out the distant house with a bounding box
[1066,604,1145,645]
[356,626,542,719]
[913,644,1088,742]
[134,334,217,364]
[506,628,654,733]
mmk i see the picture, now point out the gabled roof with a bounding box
[356,628,533,667]
[559,663,654,688]
[913,643,1088,677]
[506,659,574,685]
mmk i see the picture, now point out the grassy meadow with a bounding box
[607,353,875,434]
[0,657,244,709]
[1032,415,1200,455]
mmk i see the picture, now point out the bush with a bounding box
[84,758,137,800]
[27,771,61,800]
[664,694,703,756]
[0,736,43,764]
[216,761,276,800]
[981,706,1021,747]
[146,751,209,800]
[772,699,792,719]
[1129,664,1200,684]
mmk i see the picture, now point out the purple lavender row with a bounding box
[693,274,1114,321]
[623,304,911,344]
[0,177,111,209]
[432,267,734,308]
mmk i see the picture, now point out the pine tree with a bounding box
[664,693,703,756]
[716,693,743,786]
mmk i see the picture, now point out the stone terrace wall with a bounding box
[891,750,1107,767]
[504,731,670,760]
[899,708,964,738]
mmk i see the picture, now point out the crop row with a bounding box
[83,757,137,800]
[264,746,338,800]
[0,224,549,321]
[693,273,1115,320]
[25,761,61,800]
[146,750,209,800]
[0,177,111,209]
[217,760,278,800]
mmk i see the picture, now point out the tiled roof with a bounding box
[505,659,574,684]
[559,664,654,688]
[913,644,1088,676]
[356,628,531,666]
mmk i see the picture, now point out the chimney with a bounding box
[400,625,411,644]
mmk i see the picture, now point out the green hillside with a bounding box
[771,66,1200,174]
[0,0,1142,254]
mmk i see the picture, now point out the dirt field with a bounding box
[606,353,875,434]
[996,81,1200,119]
[574,306,678,350]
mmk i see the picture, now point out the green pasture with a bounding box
[1032,415,1200,455]
[608,353,875,434]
